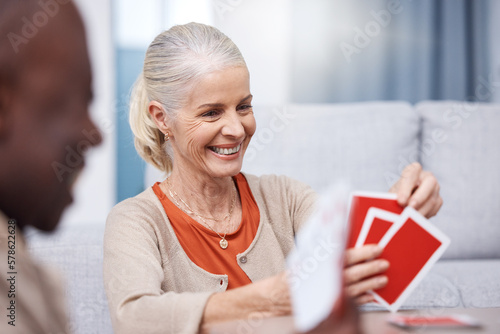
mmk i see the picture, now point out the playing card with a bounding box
[355,208,399,248]
[347,192,404,248]
[387,314,481,329]
[371,207,450,312]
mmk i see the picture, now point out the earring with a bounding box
[164,132,170,141]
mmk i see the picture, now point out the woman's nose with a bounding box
[221,111,245,139]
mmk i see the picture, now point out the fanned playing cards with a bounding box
[348,192,450,312]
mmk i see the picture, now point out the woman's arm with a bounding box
[201,272,291,327]
[202,277,360,334]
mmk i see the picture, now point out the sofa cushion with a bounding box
[26,223,112,334]
[243,102,420,193]
[431,259,500,308]
[417,101,500,259]
[402,259,500,309]
[362,259,500,311]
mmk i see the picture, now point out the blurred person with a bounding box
[0,0,102,332]
[103,23,441,334]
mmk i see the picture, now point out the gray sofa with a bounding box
[27,101,500,333]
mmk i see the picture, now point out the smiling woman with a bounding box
[104,23,313,334]
[103,22,442,334]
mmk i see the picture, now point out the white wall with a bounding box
[115,0,163,49]
[115,0,213,50]
[213,0,292,106]
[59,0,115,226]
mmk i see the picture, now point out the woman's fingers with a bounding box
[344,245,383,267]
[406,171,435,208]
[354,293,375,305]
[344,259,389,285]
[389,162,443,218]
[390,162,422,206]
[346,274,388,300]
[413,185,443,218]
[408,172,443,218]
[344,245,389,302]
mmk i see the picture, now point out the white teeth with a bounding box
[211,144,241,155]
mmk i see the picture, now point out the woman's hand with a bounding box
[202,272,292,329]
[260,271,293,317]
[390,162,443,218]
[343,245,389,304]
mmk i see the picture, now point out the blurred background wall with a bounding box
[62,0,500,226]
[60,0,114,227]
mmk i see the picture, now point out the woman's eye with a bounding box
[238,104,253,112]
[202,110,220,118]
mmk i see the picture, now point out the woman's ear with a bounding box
[148,100,171,135]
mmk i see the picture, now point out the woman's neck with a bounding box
[162,166,239,225]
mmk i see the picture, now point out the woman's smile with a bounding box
[208,143,242,157]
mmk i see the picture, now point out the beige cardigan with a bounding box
[103,173,317,334]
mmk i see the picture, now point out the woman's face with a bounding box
[169,66,256,179]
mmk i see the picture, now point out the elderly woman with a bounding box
[103,23,442,334]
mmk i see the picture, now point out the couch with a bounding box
[27,100,500,333]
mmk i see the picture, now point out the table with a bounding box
[208,308,500,334]
[360,308,499,334]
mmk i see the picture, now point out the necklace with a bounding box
[166,179,236,250]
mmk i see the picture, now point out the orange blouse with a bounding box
[152,173,260,290]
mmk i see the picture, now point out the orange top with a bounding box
[152,173,260,290]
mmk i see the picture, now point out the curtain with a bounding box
[291,0,492,104]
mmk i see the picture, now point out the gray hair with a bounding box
[129,22,247,174]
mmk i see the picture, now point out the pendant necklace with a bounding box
[166,179,236,249]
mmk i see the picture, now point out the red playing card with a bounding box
[372,207,450,312]
[347,192,403,248]
[365,217,393,244]
[355,208,399,248]
[388,314,481,329]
